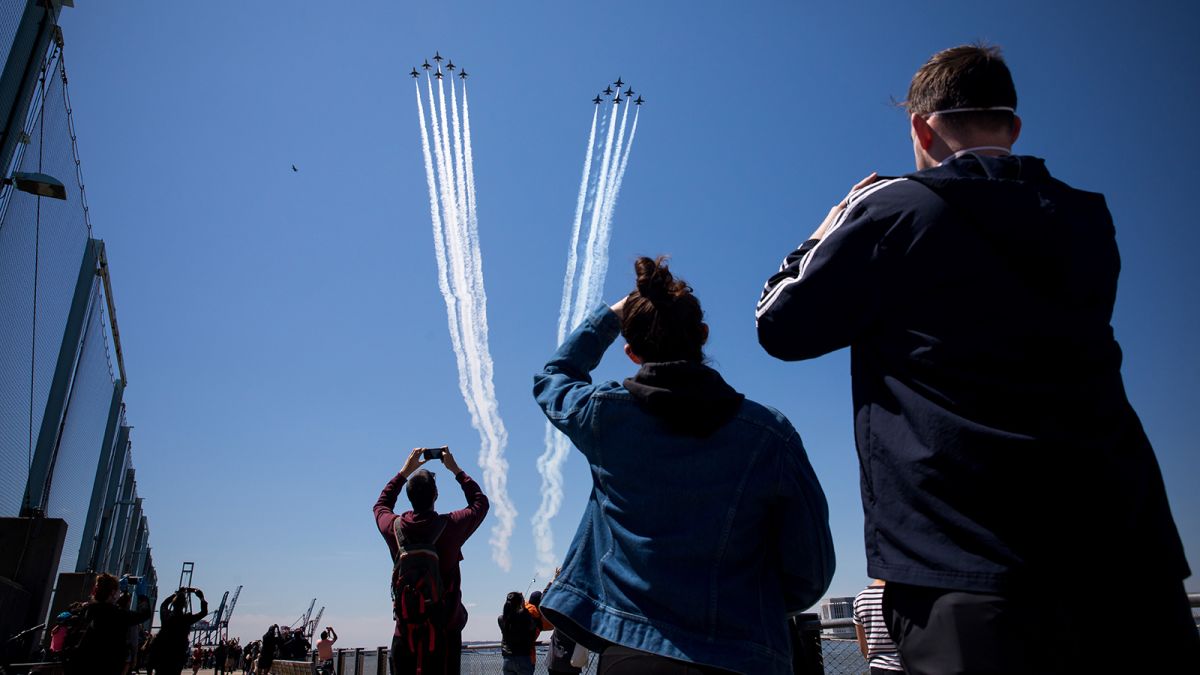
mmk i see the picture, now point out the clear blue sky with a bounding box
[59,1,1199,645]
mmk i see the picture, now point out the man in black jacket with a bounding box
[756,44,1197,672]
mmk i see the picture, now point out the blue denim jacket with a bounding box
[533,305,834,675]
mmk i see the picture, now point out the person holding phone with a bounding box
[147,586,208,675]
[533,257,834,675]
[375,445,489,674]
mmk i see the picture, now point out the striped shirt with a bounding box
[852,585,902,671]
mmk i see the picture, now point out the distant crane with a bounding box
[306,606,325,639]
[219,585,242,641]
[292,598,316,632]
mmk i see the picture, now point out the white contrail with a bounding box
[585,100,632,309]
[415,69,515,571]
[414,81,471,419]
[532,94,642,574]
[557,106,600,344]
[531,106,602,572]
[460,78,516,570]
[572,98,621,331]
[588,105,639,307]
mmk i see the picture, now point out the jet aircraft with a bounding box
[614,77,624,87]
[614,95,623,104]
[447,61,455,71]
[433,51,443,62]
[603,86,614,96]
[635,95,644,105]
[593,95,602,104]
[624,87,635,97]
[459,70,469,79]
[434,68,443,79]
[422,59,431,70]
[410,68,419,78]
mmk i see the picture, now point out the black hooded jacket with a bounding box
[757,154,1188,592]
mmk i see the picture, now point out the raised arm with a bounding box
[756,176,901,361]
[441,448,489,535]
[533,303,624,457]
[188,590,209,624]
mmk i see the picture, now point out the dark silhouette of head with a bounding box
[92,573,119,603]
[529,591,543,606]
[406,469,438,511]
[621,256,707,363]
[502,591,526,623]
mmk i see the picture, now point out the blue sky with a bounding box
[58,1,1198,645]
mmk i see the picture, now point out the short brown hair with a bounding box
[906,44,1017,132]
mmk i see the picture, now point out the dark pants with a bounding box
[597,645,736,674]
[390,627,462,674]
[884,580,1199,674]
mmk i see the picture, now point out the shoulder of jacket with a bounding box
[844,176,920,209]
[731,399,798,442]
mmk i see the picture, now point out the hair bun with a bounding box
[635,256,677,305]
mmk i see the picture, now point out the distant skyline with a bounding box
[56,1,1199,646]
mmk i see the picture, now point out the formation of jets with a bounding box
[413,52,469,84]
[593,76,645,105]
[412,56,644,106]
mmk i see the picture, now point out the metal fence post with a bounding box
[20,238,98,516]
[0,0,62,177]
[376,646,387,675]
[790,613,824,675]
[354,647,363,675]
[74,380,123,571]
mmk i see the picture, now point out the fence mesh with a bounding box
[43,284,116,576]
[329,643,873,675]
[0,0,27,83]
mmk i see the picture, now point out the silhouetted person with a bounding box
[756,43,1199,672]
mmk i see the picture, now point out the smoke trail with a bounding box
[415,69,515,570]
[414,81,471,419]
[588,106,639,307]
[557,107,600,345]
[460,79,517,569]
[571,98,621,331]
[531,94,643,574]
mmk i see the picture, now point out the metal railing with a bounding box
[323,618,869,675]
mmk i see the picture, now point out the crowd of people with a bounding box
[39,572,335,675]
[32,40,1199,675]
[374,42,1196,674]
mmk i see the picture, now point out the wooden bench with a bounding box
[271,660,315,675]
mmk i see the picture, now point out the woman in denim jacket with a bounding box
[534,257,835,675]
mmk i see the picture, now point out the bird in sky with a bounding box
[292,165,298,172]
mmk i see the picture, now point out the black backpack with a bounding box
[391,519,447,662]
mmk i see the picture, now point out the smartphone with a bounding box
[422,446,447,460]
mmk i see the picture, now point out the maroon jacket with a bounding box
[374,470,489,634]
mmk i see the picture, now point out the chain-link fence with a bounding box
[327,635,872,675]
[0,10,158,656]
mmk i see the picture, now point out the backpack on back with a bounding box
[391,517,448,667]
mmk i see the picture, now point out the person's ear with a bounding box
[624,343,643,365]
[701,323,710,346]
[911,113,935,150]
[1010,115,1022,146]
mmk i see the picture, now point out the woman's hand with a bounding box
[610,296,629,321]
